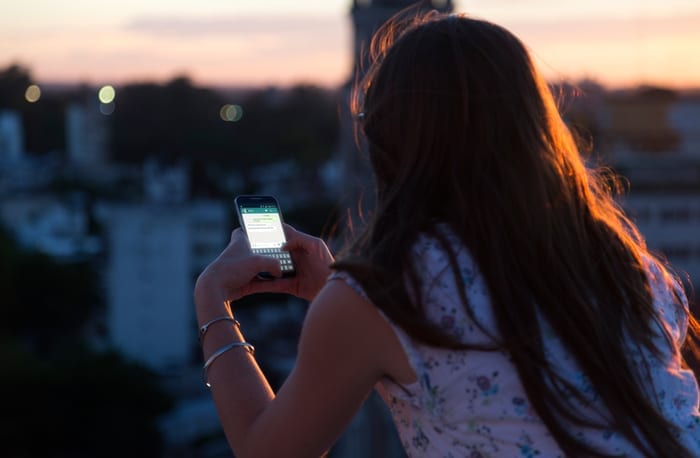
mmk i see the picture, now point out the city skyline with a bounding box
[1,0,699,89]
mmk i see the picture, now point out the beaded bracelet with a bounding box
[198,316,240,345]
[202,341,255,388]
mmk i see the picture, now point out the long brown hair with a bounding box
[333,10,699,457]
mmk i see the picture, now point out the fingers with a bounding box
[250,254,283,278]
[230,227,247,244]
[245,277,296,295]
[282,223,320,252]
[220,238,283,279]
[282,223,301,249]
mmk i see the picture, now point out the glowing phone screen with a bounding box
[240,206,286,249]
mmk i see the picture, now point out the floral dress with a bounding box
[332,229,700,457]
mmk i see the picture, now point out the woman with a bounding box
[194,11,700,457]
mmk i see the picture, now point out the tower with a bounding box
[336,1,454,236]
[330,3,454,457]
[351,0,453,75]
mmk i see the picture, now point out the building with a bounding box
[624,190,700,293]
[602,90,700,299]
[616,157,700,302]
[0,193,101,259]
[99,200,228,372]
[0,110,24,163]
[668,95,700,158]
[66,100,109,167]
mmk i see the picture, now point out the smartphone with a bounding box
[234,195,296,278]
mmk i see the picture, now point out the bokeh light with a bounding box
[25,84,41,103]
[219,104,243,122]
[98,85,116,104]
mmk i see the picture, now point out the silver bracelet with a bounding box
[202,341,255,388]
[198,316,240,345]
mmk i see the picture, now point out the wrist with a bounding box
[194,269,226,300]
[195,287,231,326]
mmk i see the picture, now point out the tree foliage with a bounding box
[110,78,340,176]
[108,77,341,197]
[234,85,340,167]
[0,228,172,457]
[1,64,341,195]
[0,228,99,351]
[1,341,172,458]
[0,64,31,110]
[111,76,230,163]
[0,64,65,154]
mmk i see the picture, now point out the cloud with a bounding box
[502,11,700,43]
[125,14,341,39]
[502,12,700,88]
[116,14,352,86]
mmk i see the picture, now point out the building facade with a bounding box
[100,200,228,372]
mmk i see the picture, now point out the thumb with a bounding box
[249,254,282,278]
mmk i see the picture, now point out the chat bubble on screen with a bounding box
[242,212,285,248]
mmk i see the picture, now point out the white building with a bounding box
[604,93,700,296]
[0,193,100,258]
[143,159,190,204]
[66,102,109,167]
[0,110,24,163]
[668,98,700,158]
[99,200,228,372]
[190,200,230,273]
[621,187,700,295]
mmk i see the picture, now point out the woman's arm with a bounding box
[194,227,413,457]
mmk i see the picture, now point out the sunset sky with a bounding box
[1,0,699,89]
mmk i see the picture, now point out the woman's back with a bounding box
[337,227,700,457]
[336,10,700,456]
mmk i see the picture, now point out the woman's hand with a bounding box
[259,223,335,301]
[194,225,334,310]
[194,228,283,309]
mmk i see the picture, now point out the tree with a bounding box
[111,78,341,197]
[110,76,231,163]
[0,228,173,457]
[235,85,340,167]
[0,64,31,110]
[0,341,172,458]
[0,227,99,352]
[0,64,65,154]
